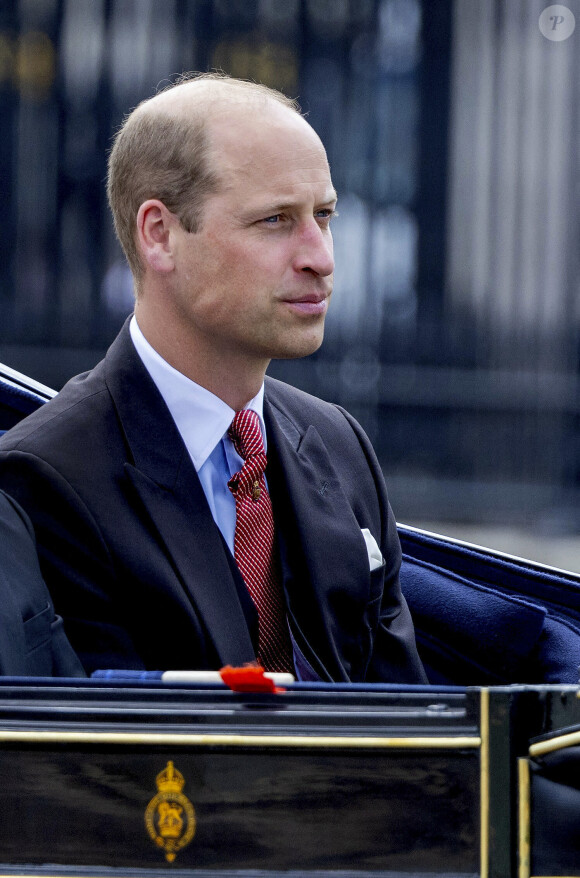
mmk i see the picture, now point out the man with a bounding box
[0,73,426,682]
[0,490,84,676]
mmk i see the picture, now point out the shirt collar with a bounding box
[129,315,266,471]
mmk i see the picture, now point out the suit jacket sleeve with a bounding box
[0,452,144,673]
[0,489,85,677]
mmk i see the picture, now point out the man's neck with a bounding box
[133,307,268,411]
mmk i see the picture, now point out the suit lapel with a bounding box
[264,392,370,681]
[103,324,256,666]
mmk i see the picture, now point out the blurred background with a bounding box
[1,0,580,567]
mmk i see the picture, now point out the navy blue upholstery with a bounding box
[2,363,580,685]
[400,526,580,685]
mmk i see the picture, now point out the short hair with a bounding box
[107,72,301,285]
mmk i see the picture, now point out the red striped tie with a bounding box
[227,409,294,673]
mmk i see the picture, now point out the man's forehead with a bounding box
[218,151,334,211]
[208,107,329,173]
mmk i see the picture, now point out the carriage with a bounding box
[1,361,579,878]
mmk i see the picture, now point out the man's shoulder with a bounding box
[0,359,110,453]
[264,375,366,449]
[0,322,139,453]
[265,375,345,425]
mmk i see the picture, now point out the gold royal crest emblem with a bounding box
[145,761,196,862]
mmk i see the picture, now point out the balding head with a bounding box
[140,72,299,121]
[107,73,301,286]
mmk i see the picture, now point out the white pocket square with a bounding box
[361,528,384,571]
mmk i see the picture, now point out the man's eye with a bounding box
[262,215,281,224]
[316,209,337,221]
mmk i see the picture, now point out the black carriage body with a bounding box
[0,680,575,877]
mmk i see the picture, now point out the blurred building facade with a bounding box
[0,0,579,533]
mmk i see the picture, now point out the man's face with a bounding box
[170,103,336,373]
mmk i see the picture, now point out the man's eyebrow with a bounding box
[244,191,339,217]
[316,189,338,207]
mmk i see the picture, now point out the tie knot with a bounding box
[228,409,264,461]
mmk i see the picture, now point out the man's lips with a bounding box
[281,293,329,315]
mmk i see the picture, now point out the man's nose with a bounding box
[294,220,334,277]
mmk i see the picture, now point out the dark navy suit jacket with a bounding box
[0,489,84,676]
[0,321,426,682]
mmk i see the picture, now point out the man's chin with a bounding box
[270,336,325,362]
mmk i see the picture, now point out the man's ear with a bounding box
[136,200,178,274]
